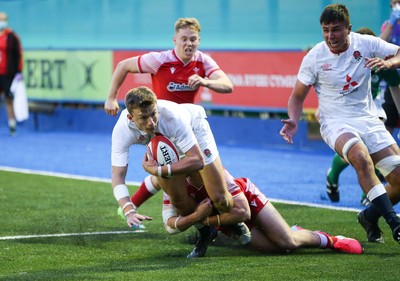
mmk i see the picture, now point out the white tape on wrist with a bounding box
[113,184,130,201]
[157,166,162,177]
[124,209,136,217]
[167,164,171,177]
[174,216,181,231]
[122,201,135,212]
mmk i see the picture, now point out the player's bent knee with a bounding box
[376,155,400,177]
[274,236,298,251]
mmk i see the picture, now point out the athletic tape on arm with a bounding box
[113,184,130,201]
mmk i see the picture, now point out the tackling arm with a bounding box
[202,193,250,226]
[142,143,205,178]
[163,198,214,234]
[163,193,251,235]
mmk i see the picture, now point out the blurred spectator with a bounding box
[0,11,23,136]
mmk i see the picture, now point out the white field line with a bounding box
[0,230,146,241]
[268,198,362,213]
[0,166,141,186]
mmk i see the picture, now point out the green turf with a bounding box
[0,170,399,281]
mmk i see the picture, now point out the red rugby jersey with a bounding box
[138,49,221,104]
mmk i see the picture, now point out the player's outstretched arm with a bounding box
[112,165,152,228]
[280,80,310,144]
[105,57,140,116]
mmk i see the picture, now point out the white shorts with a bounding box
[374,92,387,121]
[193,118,219,165]
[320,117,396,154]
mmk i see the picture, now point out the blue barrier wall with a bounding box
[3,107,330,152]
[2,0,391,50]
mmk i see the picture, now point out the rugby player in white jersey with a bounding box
[111,86,234,257]
[280,4,400,244]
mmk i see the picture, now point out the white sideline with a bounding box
[0,166,141,185]
[0,230,146,241]
[0,166,145,241]
[268,198,362,213]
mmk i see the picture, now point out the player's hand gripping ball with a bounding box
[147,134,179,178]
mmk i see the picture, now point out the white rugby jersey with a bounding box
[298,32,399,121]
[111,100,206,167]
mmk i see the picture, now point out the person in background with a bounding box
[104,17,233,115]
[279,4,400,244]
[0,11,23,136]
[325,27,400,207]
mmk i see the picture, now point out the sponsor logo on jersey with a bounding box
[167,82,194,92]
[342,75,358,90]
[321,63,332,71]
[340,75,358,96]
[170,67,176,74]
[250,200,257,207]
[193,67,199,73]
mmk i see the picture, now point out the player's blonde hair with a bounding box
[0,11,8,21]
[174,18,201,33]
[124,86,157,115]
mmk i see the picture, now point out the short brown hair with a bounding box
[124,86,157,115]
[319,4,350,28]
[355,27,376,37]
[174,18,201,33]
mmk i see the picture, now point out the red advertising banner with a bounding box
[113,50,318,110]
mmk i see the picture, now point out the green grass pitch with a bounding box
[0,170,399,281]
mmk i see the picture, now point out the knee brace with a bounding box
[375,155,400,177]
[341,137,363,163]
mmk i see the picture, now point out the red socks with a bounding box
[315,231,337,249]
[130,175,159,207]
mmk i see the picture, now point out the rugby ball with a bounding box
[147,134,179,165]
